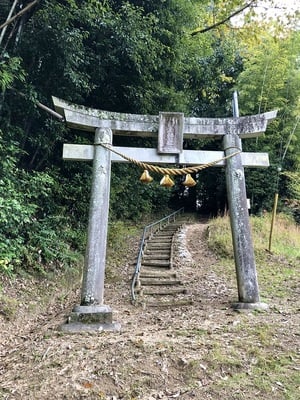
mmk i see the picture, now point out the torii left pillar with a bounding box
[60,128,121,332]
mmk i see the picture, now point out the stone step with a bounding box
[150,238,173,243]
[149,238,172,243]
[145,299,194,308]
[147,245,172,250]
[142,265,171,271]
[143,254,170,261]
[140,271,177,279]
[140,267,175,275]
[151,230,173,234]
[146,246,171,252]
[146,239,172,246]
[144,250,170,256]
[144,253,170,259]
[142,260,170,267]
[142,288,187,296]
[140,279,182,286]
[158,231,177,235]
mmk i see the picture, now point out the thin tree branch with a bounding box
[11,89,65,121]
[0,0,18,46]
[191,1,256,36]
[0,0,39,31]
[36,100,65,121]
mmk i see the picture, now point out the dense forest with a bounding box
[0,0,299,273]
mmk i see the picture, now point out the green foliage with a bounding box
[0,54,25,91]
[0,0,299,276]
[238,32,300,115]
[190,34,243,116]
[236,31,300,216]
[282,171,300,200]
[0,136,36,269]
[245,167,279,214]
[19,0,94,101]
[0,132,83,274]
[279,170,300,223]
[110,163,172,221]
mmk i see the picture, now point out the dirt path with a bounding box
[0,222,299,400]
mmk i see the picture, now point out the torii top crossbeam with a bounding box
[53,97,277,139]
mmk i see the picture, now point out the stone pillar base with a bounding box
[232,302,269,311]
[59,304,121,333]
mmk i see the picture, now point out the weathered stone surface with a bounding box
[59,322,121,333]
[223,134,261,304]
[70,305,113,324]
[59,304,121,333]
[80,128,112,306]
[53,96,277,138]
[63,144,270,167]
[158,112,184,154]
[232,302,269,311]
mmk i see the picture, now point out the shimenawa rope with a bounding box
[100,143,240,176]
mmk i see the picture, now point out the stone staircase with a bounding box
[135,220,193,308]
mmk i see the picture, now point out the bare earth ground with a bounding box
[0,222,299,400]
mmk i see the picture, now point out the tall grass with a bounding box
[207,212,300,298]
[207,212,300,261]
[204,212,299,399]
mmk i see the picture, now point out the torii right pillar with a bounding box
[223,133,268,310]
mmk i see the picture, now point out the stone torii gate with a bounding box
[52,96,277,332]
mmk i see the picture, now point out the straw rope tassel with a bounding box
[100,143,240,176]
[183,174,196,187]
